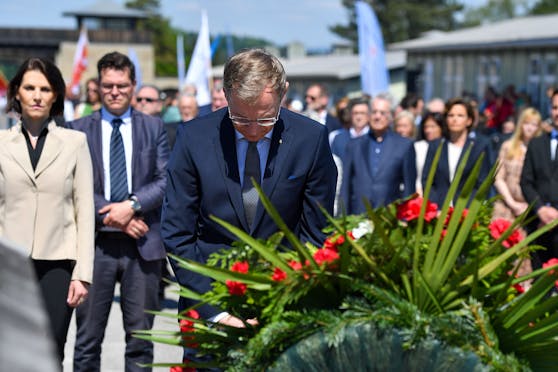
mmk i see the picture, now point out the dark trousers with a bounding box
[32,259,74,367]
[531,226,558,270]
[73,234,161,372]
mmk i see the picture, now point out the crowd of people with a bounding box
[2,48,558,371]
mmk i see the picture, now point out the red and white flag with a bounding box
[70,27,89,95]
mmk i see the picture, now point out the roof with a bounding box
[391,13,558,52]
[63,0,149,19]
[212,50,406,80]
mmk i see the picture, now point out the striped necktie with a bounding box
[110,118,128,202]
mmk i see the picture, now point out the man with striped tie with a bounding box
[69,51,170,372]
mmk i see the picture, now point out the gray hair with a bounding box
[223,48,287,103]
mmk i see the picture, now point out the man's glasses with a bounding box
[100,83,132,93]
[371,109,390,116]
[305,95,318,101]
[228,107,280,127]
[136,97,158,103]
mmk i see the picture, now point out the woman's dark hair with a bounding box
[419,110,446,139]
[6,57,65,117]
[97,51,135,82]
[445,97,475,133]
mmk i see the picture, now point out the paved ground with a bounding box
[63,283,183,371]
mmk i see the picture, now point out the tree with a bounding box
[530,0,558,14]
[125,0,183,76]
[460,0,531,27]
[330,0,464,46]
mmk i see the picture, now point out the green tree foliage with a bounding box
[530,0,558,14]
[460,0,531,27]
[330,0,464,46]
[125,0,274,77]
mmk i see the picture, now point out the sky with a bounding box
[0,0,351,49]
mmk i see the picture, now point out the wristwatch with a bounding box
[128,195,142,215]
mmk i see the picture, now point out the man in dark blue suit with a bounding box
[69,52,169,372]
[161,49,337,327]
[341,95,416,214]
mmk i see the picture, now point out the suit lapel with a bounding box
[214,117,249,231]
[34,123,62,177]
[6,126,35,183]
[131,111,141,189]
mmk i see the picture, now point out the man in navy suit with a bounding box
[69,51,169,372]
[340,95,416,214]
[521,90,558,269]
[161,48,337,326]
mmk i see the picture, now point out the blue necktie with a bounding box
[110,118,128,202]
[242,141,261,228]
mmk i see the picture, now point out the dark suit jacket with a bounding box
[422,137,491,207]
[325,113,342,134]
[68,109,170,261]
[521,133,558,212]
[340,131,416,214]
[161,107,337,317]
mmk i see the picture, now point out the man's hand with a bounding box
[537,205,558,226]
[123,217,149,239]
[218,314,258,328]
[99,201,135,229]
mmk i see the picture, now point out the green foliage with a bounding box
[140,146,558,371]
[331,0,464,47]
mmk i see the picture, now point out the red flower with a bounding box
[313,248,340,266]
[226,280,247,295]
[488,219,524,248]
[444,206,469,225]
[347,231,355,240]
[513,283,525,294]
[271,267,287,282]
[335,235,345,245]
[397,197,438,222]
[289,260,303,270]
[543,258,558,288]
[323,237,336,250]
[230,261,249,273]
[170,360,196,372]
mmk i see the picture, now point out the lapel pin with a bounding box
[279,139,283,144]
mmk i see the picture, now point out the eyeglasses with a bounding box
[136,97,158,103]
[305,95,318,101]
[100,83,132,93]
[228,107,280,127]
[372,109,390,116]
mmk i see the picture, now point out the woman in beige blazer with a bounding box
[0,57,94,364]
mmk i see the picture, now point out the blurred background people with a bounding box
[414,111,445,195]
[74,77,101,119]
[423,97,492,207]
[494,107,542,220]
[394,110,416,139]
[1,57,94,365]
[177,92,198,122]
[210,80,227,112]
[133,84,163,117]
[303,83,341,134]
[341,95,416,214]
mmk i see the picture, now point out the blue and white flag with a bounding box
[355,1,389,96]
[177,34,186,91]
[185,9,212,106]
[128,47,142,90]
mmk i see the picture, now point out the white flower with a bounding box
[351,220,374,240]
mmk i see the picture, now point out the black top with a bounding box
[22,124,49,171]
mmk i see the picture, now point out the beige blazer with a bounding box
[0,121,95,283]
